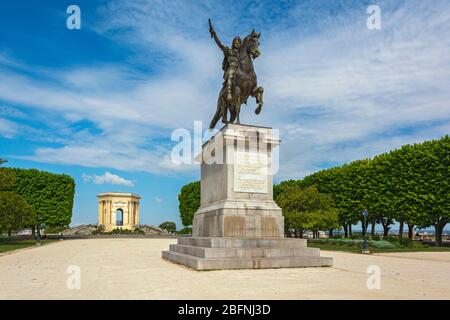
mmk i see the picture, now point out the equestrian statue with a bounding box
[208,19,264,129]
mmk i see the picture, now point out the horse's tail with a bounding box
[209,96,223,129]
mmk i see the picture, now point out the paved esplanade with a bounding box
[1,239,449,299]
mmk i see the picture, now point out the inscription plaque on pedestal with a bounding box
[233,151,268,194]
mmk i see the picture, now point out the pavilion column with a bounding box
[107,200,112,225]
[131,202,134,225]
[136,202,140,226]
[123,203,129,226]
[98,200,102,224]
[128,201,131,226]
[103,201,106,225]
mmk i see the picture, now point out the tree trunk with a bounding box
[434,224,442,247]
[329,229,333,238]
[408,224,414,240]
[343,224,348,238]
[349,224,353,238]
[434,219,448,247]
[381,219,390,238]
[36,224,41,241]
[398,221,404,239]
[383,225,389,238]
[371,221,376,237]
[8,229,11,237]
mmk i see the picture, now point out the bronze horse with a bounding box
[209,30,264,129]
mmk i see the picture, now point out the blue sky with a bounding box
[1,0,449,228]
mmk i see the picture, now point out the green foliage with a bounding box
[159,221,176,233]
[0,191,36,233]
[44,226,66,234]
[0,160,16,191]
[109,227,144,234]
[133,228,145,235]
[111,228,133,234]
[290,136,450,244]
[4,168,75,228]
[176,226,192,235]
[309,238,429,250]
[275,185,339,237]
[178,181,200,226]
[310,238,397,249]
[0,239,55,254]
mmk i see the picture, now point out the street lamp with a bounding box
[362,208,370,254]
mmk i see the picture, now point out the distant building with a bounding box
[97,193,141,232]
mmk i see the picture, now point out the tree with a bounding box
[6,168,75,229]
[413,137,450,246]
[366,153,397,238]
[178,181,200,226]
[309,209,340,238]
[0,191,36,235]
[159,221,176,234]
[300,162,369,238]
[0,159,16,191]
[275,185,339,238]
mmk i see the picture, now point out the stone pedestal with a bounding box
[162,124,333,270]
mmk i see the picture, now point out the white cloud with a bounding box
[82,171,134,187]
[1,0,449,180]
[0,117,18,138]
[154,197,163,203]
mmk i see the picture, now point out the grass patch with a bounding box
[0,239,56,254]
[308,238,450,254]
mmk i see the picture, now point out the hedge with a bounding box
[5,168,75,228]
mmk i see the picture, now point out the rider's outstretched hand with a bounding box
[208,19,215,37]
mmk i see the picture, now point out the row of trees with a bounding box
[0,159,75,237]
[281,136,449,246]
[0,160,35,235]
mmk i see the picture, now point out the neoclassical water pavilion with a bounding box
[97,193,141,232]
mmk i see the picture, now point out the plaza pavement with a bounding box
[0,238,449,300]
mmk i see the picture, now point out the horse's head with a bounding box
[241,29,261,59]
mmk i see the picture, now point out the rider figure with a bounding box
[209,23,241,103]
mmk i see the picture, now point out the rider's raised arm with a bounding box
[212,31,227,52]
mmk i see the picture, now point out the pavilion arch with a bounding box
[97,193,141,232]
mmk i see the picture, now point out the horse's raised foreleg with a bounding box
[253,86,264,114]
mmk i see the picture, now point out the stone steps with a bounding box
[162,250,333,271]
[177,237,307,248]
[169,244,320,259]
[162,237,333,270]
